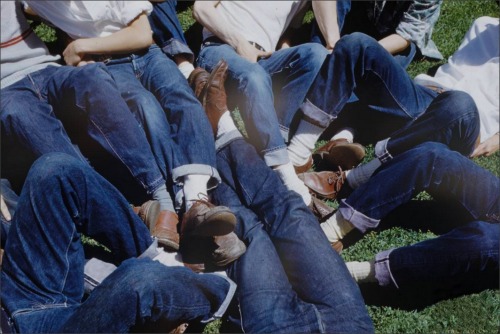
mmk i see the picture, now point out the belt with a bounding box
[89,47,150,64]
[203,36,266,52]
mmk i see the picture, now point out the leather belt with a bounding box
[203,36,266,52]
[89,47,150,64]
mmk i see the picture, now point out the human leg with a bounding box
[214,133,373,332]
[1,153,152,332]
[332,143,500,237]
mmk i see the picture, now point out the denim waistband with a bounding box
[203,36,266,52]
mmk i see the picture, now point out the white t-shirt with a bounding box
[414,17,499,142]
[25,1,152,39]
[202,1,308,52]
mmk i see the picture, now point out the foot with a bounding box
[308,196,335,221]
[298,170,346,200]
[211,232,246,266]
[180,200,236,237]
[188,67,210,98]
[314,139,365,170]
[134,200,180,251]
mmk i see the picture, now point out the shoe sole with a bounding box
[189,208,237,237]
[315,144,365,170]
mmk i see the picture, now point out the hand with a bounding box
[235,41,272,63]
[471,133,499,158]
[1,195,11,221]
[63,39,86,66]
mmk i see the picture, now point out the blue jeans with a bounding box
[198,43,328,166]
[106,45,220,189]
[302,33,437,130]
[1,153,233,333]
[211,132,373,333]
[340,142,499,233]
[0,64,165,195]
[149,0,194,62]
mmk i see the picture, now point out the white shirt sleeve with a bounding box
[112,1,153,26]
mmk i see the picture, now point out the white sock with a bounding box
[346,158,382,189]
[331,128,355,143]
[217,111,238,138]
[345,260,377,283]
[153,247,185,267]
[320,210,354,243]
[183,174,210,210]
[287,119,324,166]
[178,62,195,80]
[152,184,175,212]
[274,162,312,206]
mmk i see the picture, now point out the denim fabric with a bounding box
[198,43,328,166]
[340,142,500,233]
[0,64,165,195]
[211,134,373,333]
[375,220,499,294]
[149,0,194,62]
[1,153,233,333]
[377,90,480,162]
[106,45,220,188]
[301,33,437,128]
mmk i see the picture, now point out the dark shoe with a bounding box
[188,67,210,99]
[308,196,335,221]
[212,232,246,266]
[181,200,236,237]
[314,139,365,170]
[135,200,180,251]
[298,170,346,200]
[293,155,313,174]
[199,60,229,135]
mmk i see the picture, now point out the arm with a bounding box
[378,33,411,55]
[193,0,272,63]
[312,1,340,50]
[471,133,499,158]
[63,13,153,66]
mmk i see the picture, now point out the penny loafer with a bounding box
[314,139,365,170]
[298,170,346,200]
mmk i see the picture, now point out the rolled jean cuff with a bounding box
[374,249,399,288]
[262,145,290,167]
[338,199,380,233]
[146,176,168,196]
[172,164,221,190]
[215,130,244,152]
[138,238,160,260]
[199,272,237,323]
[160,38,195,63]
[300,99,335,128]
[279,124,290,143]
[375,138,393,163]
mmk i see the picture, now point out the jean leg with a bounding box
[47,64,165,194]
[341,142,500,233]
[1,153,152,331]
[56,258,232,333]
[378,91,480,162]
[215,136,373,332]
[303,33,436,126]
[211,182,324,333]
[376,221,499,294]
[149,0,194,61]
[139,48,220,187]
[259,44,329,135]
[198,44,289,166]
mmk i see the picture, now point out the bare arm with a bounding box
[471,133,499,158]
[193,0,272,62]
[312,0,340,50]
[63,13,153,66]
[378,33,411,55]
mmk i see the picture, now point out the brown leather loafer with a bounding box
[181,200,236,237]
[314,139,365,170]
[298,170,346,200]
[135,200,180,251]
[331,240,343,254]
[188,67,210,98]
[293,155,313,174]
[199,60,229,135]
[308,196,335,221]
[212,232,247,266]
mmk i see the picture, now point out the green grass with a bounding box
[33,1,499,333]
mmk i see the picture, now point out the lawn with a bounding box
[33,1,499,333]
